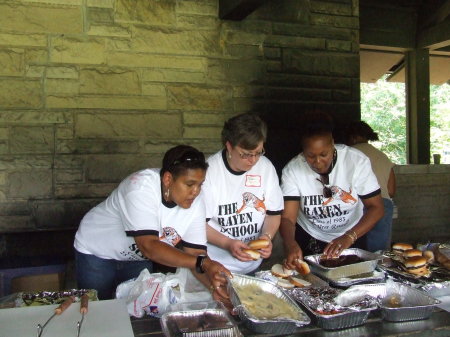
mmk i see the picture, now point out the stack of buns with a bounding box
[391,243,431,276]
[242,239,270,260]
[270,262,311,288]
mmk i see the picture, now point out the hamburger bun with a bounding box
[248,239,270,250]
[294,259,311,275]
[403,256,429,275]
[392,242,413,254]
[423,250,435,263]
[289,276,312,288]
[277,278,295,289]
[242,249,260,260]
[271,263,294,278]
[403,249,423,258]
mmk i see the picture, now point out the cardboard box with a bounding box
[11,272,65,293]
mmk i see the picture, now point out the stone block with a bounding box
[8,170,52,198]
[184,112,235,126]
[223,31,265,46]
[87,0,114,8]
[0,79,41,109]
[50,36,105,64]
[56,126,73,140]
[76,113,181,138]
[79,68,140,95]
[0,49,24,76]
[0,129,7,140]
[57,139,140,154]
[310,13,359,29]
[176,15,219,30]
[86,7,114,23]
[46,95,167,110]
[272,22,353,41]
[264,47,281,59]
[177,0,217,15]
[0,216,34,232]
[266,73,351,89]
[183,126,221,139]
[0,32,47,47]
[85,155,157,182]
[207,59,265,84]
[54,155,84,169]
[326,39,352,51]
[232,85,265,98]
[0,155,53,170]
[10,126,54,154]
[115,0,176,24]
[0,172,7,185]
[265,35,326,50]
[141,83,166,96]
[131,26,221,56]
[333,89,352,101]
[142,69,205,84]
[0,201,31,216]
[0,143,8,155]
[0,3,82,34]
[225,44,262,58]
[266,87,332,101]
[88,24,131,37]
[55,170,83,183]
[25,49,48,65]
[0,111,72,124]
[55,183,116,198]
[107,52,205,70]
[26,65,45,78]
[167,85,231,111]
[46,66,78,79]
[46,79,79,95]
[310,1,352,16]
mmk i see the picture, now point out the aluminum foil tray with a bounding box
[304,248,382,279]
[324,270,386,287]
[345,283,441,322]
[161,308,242,337]
[228,273,310,334]
[289,287,376,330]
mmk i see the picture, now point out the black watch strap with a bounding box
[195,255,207,273]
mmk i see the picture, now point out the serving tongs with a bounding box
[36,296,75,337]
[76,294,89,337]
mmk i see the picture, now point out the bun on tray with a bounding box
[403,256,429,276]
[277,278,295,289]
[248,239,270,250]
[392,242,413,254]
[242,249,261,260]
[271,263,294,278]
[423,250,435,264]
[289,276,311,288]
[295,259,311,275]
[403,249,423,258]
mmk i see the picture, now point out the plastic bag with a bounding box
[115,267,212,318]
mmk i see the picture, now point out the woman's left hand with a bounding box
[258,239,273,259]
[323,235,353,259]
[203,258,232,299]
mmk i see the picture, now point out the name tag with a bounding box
[245,175,261,187]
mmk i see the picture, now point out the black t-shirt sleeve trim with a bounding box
[181,240,207,251]
[359,188,381,199]
[284,196,301,201]
[206,217,211,222]
[126,230,159,237]
[266,210,282,215]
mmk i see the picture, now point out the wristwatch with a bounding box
[195,255,207,273]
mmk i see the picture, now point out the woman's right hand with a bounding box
[283,241,303,271]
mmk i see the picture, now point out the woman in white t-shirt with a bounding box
[74,145,231,300]
[203,113,284,276]
[280,112,384,270]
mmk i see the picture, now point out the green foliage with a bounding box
[361,78,450,164]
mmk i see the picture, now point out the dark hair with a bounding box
[346,120,379,141]
[300,111,334,143]
[221,113,267,150]
[160,145,208,178]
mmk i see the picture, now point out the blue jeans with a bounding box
[75,250,154,300]
[365,198,394,252]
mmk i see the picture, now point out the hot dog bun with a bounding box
[248,239,270,250]
[242,249,260,260]
[295,259,311,275]
[289,276,312,287]
[271,263,294,278]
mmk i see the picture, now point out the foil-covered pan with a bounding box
[323,270,386,287]
[289,286,377,330]
[228,273,310,334]
[304,248,382,279]
[161,302,242,337]
[17,289,98,307]
[344,283,441,322]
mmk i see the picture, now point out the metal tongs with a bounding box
[36,296,75,337]
[76,294,89,337]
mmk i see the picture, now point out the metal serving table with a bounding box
[131,308,450,337]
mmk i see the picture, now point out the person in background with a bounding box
[279,112,384,270]
[346,120,396,252]
[203,113,284,277]
[74,145,231,300]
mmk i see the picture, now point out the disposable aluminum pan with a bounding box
[289,288,376,330]
[325,270,386,287]
[161,307,242,337]
[304,248,382,279]
[344,283,441,322]
[228,273,310,334]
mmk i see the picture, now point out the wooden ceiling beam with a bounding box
[219,0,270,20]
[417,18,450,50]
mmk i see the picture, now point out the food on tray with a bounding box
[20,289,97,307]
[385,294,402,308]
[271,263,294,278]
[173,311,233,333]
[423,250,435,263]
[248,238,270,249]
[434,246,450,270]
[402,256,429,276]
[392,242,413,254]
[243,248,261,260]
[319,254,363,268]
[289,276,311,288]
[294,259,311,275]
[277,278,295,289]
[403,249,423,258]
[233,283,300,320]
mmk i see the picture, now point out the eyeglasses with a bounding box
[316,175,332,198]
[238,149,265,160]
[170,151,204,167]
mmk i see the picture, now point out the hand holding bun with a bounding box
[248,239,270,250]
[271,263,294,278]
[294,259,310,275]
[242,249,261,260]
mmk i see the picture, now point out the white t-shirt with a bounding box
[74,168,207,261]
[281,144,380,242]
[203,150,284,274]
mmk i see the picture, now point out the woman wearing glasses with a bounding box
[279,112,384,270]
[202,113,284,277]
[74,145,231,300]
